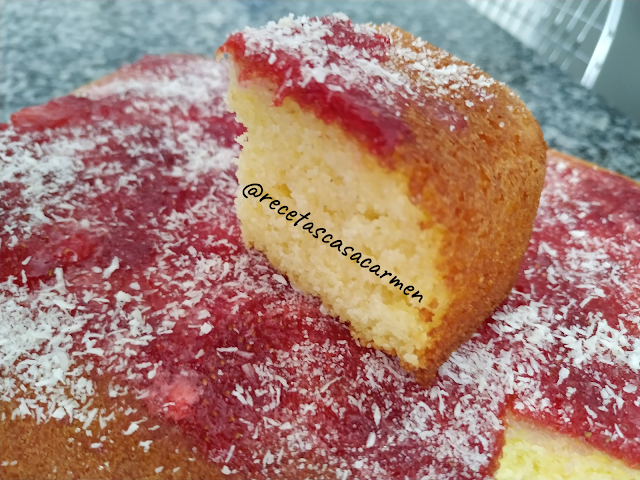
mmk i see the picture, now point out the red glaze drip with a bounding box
[1,55,638,479]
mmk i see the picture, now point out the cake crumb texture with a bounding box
[227,79,450,369]
[498,417,640,480]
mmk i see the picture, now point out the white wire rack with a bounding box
[466,0,623,88]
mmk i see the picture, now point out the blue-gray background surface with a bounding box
[1,0,638,179]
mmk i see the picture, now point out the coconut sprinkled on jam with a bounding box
[1,54,244,441]
[499,159,640,466]
[1,54,639,478]
[219,13,500,157]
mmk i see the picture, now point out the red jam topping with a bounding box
[1,54,638,479]
[219,14,479,158]
[498,160,640,467]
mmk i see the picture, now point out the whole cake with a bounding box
[0,56,639,480]
[218,13,547,385]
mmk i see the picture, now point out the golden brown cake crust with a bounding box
[0,377,219,480]
[374,26,547,383]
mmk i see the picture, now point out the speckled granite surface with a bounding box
[1,0,638,179]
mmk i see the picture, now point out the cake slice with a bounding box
[218,13,547,384]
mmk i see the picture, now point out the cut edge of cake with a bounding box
[225,65,454,375]
[498,415,640,480]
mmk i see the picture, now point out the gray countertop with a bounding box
[1,0,638,180]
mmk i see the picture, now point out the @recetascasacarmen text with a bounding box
[242,183,424,304]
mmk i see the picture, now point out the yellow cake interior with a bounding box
[499,417,640,479]
[227,71,452,368]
